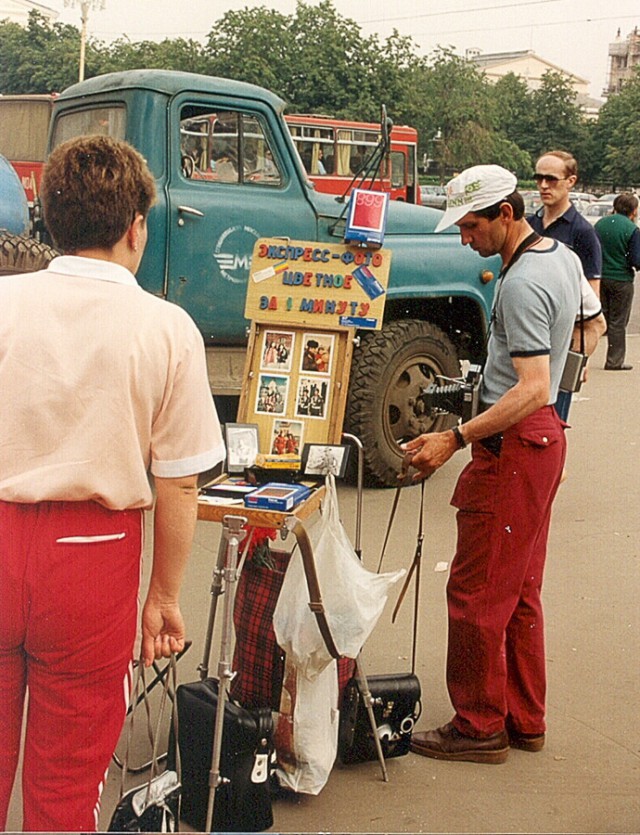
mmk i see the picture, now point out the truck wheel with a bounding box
[0,233,58,275]
[345,319,460,487]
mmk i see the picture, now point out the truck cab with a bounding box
[49,70,498,485]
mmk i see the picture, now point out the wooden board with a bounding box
[237,322,353,455]
[245,238,391,331]
[197,479,325,528]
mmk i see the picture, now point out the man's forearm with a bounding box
[150,474,199,602]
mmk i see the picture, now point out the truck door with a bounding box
[166,96,318,343]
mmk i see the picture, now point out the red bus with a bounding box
[0,94,57,209]
[284,113,421,204]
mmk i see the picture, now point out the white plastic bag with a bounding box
[273,657,339,795]
[273,475,404,680]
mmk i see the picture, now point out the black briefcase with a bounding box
[168,678,273,832]
[338,673,421,763]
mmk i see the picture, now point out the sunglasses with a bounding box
[533,174,569,184]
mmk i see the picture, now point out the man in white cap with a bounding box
[403,165,581,763]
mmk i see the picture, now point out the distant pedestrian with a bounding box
[595,192,640,371]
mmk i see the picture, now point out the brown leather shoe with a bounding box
[508,731,545,752]
[410,722,509,764]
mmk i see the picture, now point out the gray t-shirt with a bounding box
[482,240,582,406]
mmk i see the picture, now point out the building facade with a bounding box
[0,0,58,25]
[606,27,640,95]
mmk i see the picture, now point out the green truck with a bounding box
[6,70,499,486]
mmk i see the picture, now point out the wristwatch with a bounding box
[451,425,467,449]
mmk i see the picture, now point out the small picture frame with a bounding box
[260,329,295,373]
[225,423,259,473]
[301,443,350,478]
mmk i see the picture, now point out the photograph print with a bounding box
[302,443,350,478]
[300,332,334,375]
[255,373,289,415]
[225,423,259,473]
[295,376,330,420]
[270,419,304,456]
[260,329,295,373]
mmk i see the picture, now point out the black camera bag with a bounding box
[168,678,273,832]
[339,672,421,763]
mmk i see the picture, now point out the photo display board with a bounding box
[237,323,353,453]
[245,238,392,331]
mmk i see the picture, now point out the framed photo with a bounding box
[300,332,334,376]
[270,419,304,456]
[255,373,289,415]
[295,376,330,420]
[225,423,259,473]
[301,443,350,478]
[260,329,295,373]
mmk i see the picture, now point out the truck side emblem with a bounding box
[213,225,260,284]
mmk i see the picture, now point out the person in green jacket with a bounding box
[595,193,640,371]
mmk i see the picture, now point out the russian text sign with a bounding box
[245,238,391,330]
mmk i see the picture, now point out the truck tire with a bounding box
[0,233,58,276]
[345,319,460,487]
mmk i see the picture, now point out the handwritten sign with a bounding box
[245,238,391,330]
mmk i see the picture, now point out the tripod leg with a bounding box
[197,532,228,681]
[205,515,246,834]
[354,656,388,782]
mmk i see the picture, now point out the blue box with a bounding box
[243,482,312,511]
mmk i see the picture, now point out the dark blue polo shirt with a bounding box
[528,203,602,279]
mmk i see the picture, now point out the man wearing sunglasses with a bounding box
[528,150,604,420]
[528,150,602,295]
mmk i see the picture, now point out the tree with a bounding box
[96,37,207,76]
[0,10,98,93]
[203,6,291,95]
[528,71,589,161]
[596,66,640,186]
[491,73,536,159]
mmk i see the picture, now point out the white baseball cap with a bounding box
[435,164,518,233]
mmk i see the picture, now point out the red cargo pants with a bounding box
[446,406,566,738]
[0,500,143,832]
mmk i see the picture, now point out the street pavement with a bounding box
[6,336,640,834]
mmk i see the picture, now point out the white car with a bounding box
[583,201,614,226]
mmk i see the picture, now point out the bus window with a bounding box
[285,114,419,203]
[390,151,406,189]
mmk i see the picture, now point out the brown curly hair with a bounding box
[41,135,156,253]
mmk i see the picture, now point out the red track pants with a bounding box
[446,406,566,738]
[0,500,143,832]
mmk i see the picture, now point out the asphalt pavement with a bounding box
[6,333,640,834]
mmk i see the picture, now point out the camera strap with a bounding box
[485,230,543,351]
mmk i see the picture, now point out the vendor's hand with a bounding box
[402,431,458,480]
[141,597,186,667]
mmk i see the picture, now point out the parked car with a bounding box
[419,184,447,209]
[521,190,543,216]
[583,201,614,225]
[570,191,598,214]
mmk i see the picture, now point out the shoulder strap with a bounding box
[289,518,340,660]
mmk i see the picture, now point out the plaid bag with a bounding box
[230,538,355,711]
